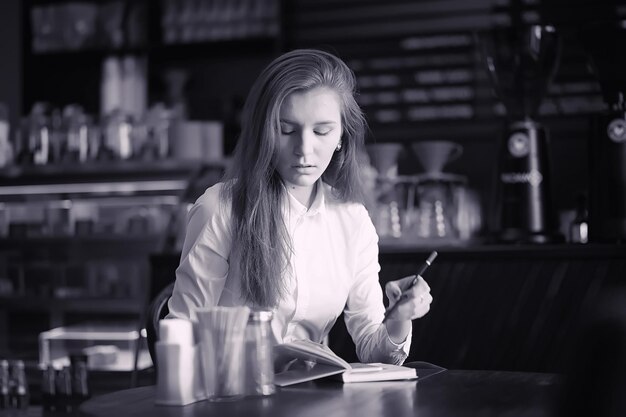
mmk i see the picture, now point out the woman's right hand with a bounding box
[384,274,433,322]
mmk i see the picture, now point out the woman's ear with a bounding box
[335,139,343,152]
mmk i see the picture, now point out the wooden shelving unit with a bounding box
[0,159,225,359]
[21,0,284,116]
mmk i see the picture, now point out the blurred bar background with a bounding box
[0,0,624,406]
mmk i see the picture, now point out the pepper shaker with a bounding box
[41,364,56,412]
[0,360,9,409]
[10,360,29,410]
[245,310,275,396]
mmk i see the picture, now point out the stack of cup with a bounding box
[196,306,251,401]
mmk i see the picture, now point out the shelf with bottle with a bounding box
[0,194,189,250]
[22,0,284,126]
[4,100,230,186]
[26,0,282,57]
[27,0,149,56]
[157,0,281,45]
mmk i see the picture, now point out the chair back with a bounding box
[145,282,175,366]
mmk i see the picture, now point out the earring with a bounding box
[335,140,342,152]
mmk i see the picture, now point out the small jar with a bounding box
[70,354,90,404]
[10,360,29,410]
[245,310,275,396]
[41,364,56,412]
[0,360,10,409]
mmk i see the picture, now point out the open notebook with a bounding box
[274,340,417,386]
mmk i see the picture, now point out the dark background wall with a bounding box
[0,0,22,129]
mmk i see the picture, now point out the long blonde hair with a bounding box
[222,49,367,307]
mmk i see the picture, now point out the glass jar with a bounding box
[245,310,275,396]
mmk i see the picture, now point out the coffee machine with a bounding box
[479,25,563,243]
[582,18,626,242]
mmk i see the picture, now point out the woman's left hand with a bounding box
[384,275,433,321]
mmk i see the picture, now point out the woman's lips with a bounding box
[292,164,316,173]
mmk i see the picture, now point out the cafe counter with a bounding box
[329,242,626,373]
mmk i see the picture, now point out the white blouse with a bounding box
[167,181,411,364]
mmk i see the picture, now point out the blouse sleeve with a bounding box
[167,185,232,321]
[343,206,412,365]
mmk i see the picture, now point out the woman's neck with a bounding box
[287,182,317,209]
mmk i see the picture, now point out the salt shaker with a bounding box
[41,364,56,412]
[155,318,205,405]
[70,354,90,406]
[10,360,29,410]
[245,310,275,396]
[0,360,9,409]
[55,366,72,412]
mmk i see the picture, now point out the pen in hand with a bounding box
[383,250,438,323]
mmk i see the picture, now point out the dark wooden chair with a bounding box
[144,282,175,368]
[145,254,181,367]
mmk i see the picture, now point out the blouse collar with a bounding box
[285,181,327,217]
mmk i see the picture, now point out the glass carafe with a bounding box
[414,175,460,240]
[365,143,404,239]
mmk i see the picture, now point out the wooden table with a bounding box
[79,370,560,417]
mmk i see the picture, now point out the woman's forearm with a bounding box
[385,319,412,344]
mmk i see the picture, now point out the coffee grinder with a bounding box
[581,18,626,242]
[479,25,563,243]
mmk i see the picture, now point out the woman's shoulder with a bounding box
[191,182,231,221]
[195,182,226,205]
[322,183,370,221]
[180,182,233,259]
[321,184,378,245]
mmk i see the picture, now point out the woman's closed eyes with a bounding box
[280,123,335,137]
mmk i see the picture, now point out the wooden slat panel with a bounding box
[330,246,626,372]
[285,0,609,138]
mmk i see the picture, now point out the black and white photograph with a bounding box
[0,0,625,416]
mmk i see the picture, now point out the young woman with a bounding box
[168,49,433,364]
